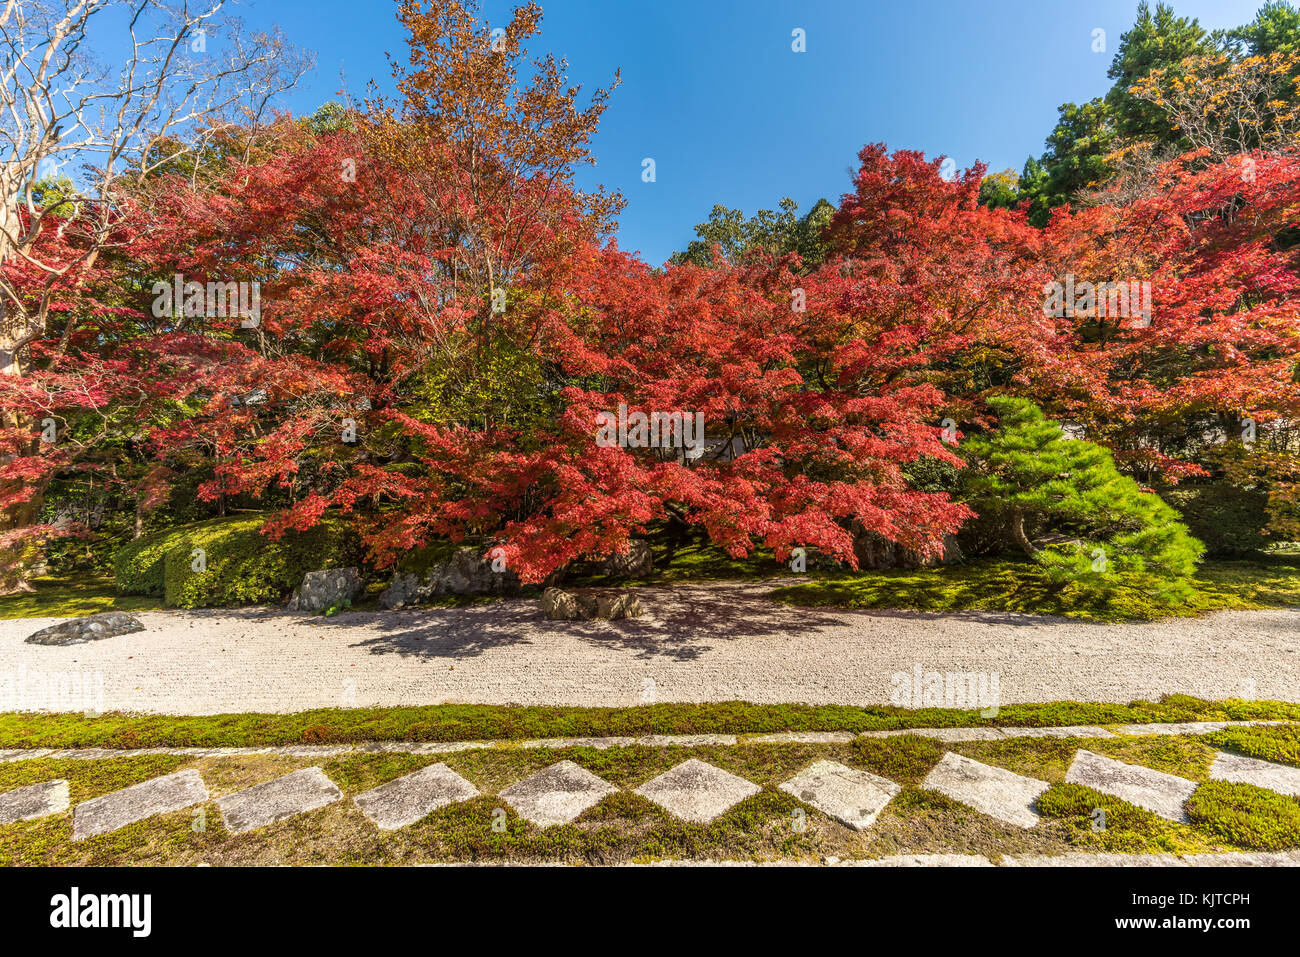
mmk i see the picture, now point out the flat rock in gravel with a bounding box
[73,769,208,841]
[1210,751,1300,797]
[25,611,145,645]
[1065,750,1197,822]
[779,760,901,830]
[500,760,617,827]
[635,758,761,823]
[1000,725,1115,739]
[922,752,1049,829]
[0,779,70,824]
[353,762,479,830]
[217,767,342,834]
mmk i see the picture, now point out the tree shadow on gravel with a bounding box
[312,584,855,661]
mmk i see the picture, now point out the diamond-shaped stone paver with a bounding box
[217,767,342,834]
[73,769,208,841]
[500,760,617,827]
[1065,749,1197,822]
[1210,751,1300,798]
[922,752,1049,829]
[635,758,761,823]
[0,779,70,825]
[353,762,479,829]
[779,760,901,830]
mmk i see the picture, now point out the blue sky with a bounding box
[235,0,1263,265]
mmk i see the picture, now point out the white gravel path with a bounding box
[1,581,1297,715]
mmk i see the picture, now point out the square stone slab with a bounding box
[500,760,617,827]
[73,769,208,841]
[0,779,70,825]
[1210,752,1300,798]
[217,767,342,834]
[779,760,901,830]
[921,752,1049,829]
[634,758,761,823]
[1065,749,1197,822]
[353,762,480,829]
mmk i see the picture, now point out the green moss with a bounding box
[1036,782,1207,853]
[1207,724,1300,767]
[768,557,1296,622]
[1,696,1296,750]
[1185,781,1300,850]
[113,513,360,609]
[0,575,162,620]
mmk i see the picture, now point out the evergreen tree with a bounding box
[961,397,1205,597]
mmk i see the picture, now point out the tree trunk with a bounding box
[1008,508,1038,559]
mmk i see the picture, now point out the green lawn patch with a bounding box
[0,695,1296,750]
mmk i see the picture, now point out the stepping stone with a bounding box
[1065,750,1197,822]
[922,753,1049,829]
[500,760,617,827]
[779,760,901,830]
[217,767,342,834]
[73,769,208,841]
[0,779,70,825]
[353,762,479,829]
[1210,752,1300,798]
[634,758,761,823]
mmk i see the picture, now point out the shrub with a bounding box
[115,514,360,608]
[960,396,1205,600]
[1162,484,1271,558]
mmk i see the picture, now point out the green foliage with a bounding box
[114,514,360,609]
[1161,483,1271,557]
[1185,781,1300,849]
[669,197,834,269]
[1105,1,1211,142]
[960,397,1205,598]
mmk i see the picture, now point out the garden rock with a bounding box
[601,539,654,579]
[541,587,644,621]
[287,567,362,614]
[379,547,520,609]
[25,611,146,646]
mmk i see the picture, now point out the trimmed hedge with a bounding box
[1162,484,1271,558]
[115,514,360,609]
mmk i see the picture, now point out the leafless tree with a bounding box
[0,0,311,590]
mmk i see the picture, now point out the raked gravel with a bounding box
[1,581,1297,715]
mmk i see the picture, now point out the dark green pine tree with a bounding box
[961,396,1205,598]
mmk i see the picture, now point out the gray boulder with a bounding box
[601,539,654,579]
[287,567,362,614]
[541,587,644,621]
[26,611,145,646]
[379,547,520,609]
